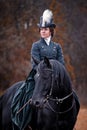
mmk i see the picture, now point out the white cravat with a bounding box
[44,36,51,46]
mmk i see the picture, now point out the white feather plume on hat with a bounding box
[37,9,56,28]
[42,9,53,27]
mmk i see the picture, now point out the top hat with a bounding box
[37,9,56,28]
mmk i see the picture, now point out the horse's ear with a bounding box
[44,57,51,68]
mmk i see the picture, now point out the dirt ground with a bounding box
[75,107,87,130]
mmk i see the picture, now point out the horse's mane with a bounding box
[50,60,65,82]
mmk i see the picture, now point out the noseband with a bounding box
[42,68,74,114]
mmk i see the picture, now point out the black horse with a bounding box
[31,57,80,130]
[0,58,80,130]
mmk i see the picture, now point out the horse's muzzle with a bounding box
[30,98,46,108]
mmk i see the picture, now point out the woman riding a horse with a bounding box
[12,9,65,129]
[0,9,80,130]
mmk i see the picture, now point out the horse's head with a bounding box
[31,57,72,108]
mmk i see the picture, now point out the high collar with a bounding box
[41,36,51,46]
[44,36,51,46]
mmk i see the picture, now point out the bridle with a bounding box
[41,68,74,114]
[45,92,74,114]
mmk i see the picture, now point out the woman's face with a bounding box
[40,27,51,38]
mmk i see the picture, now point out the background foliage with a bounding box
[0,0,87,105]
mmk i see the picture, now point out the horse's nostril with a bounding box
[35,101,40,107]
